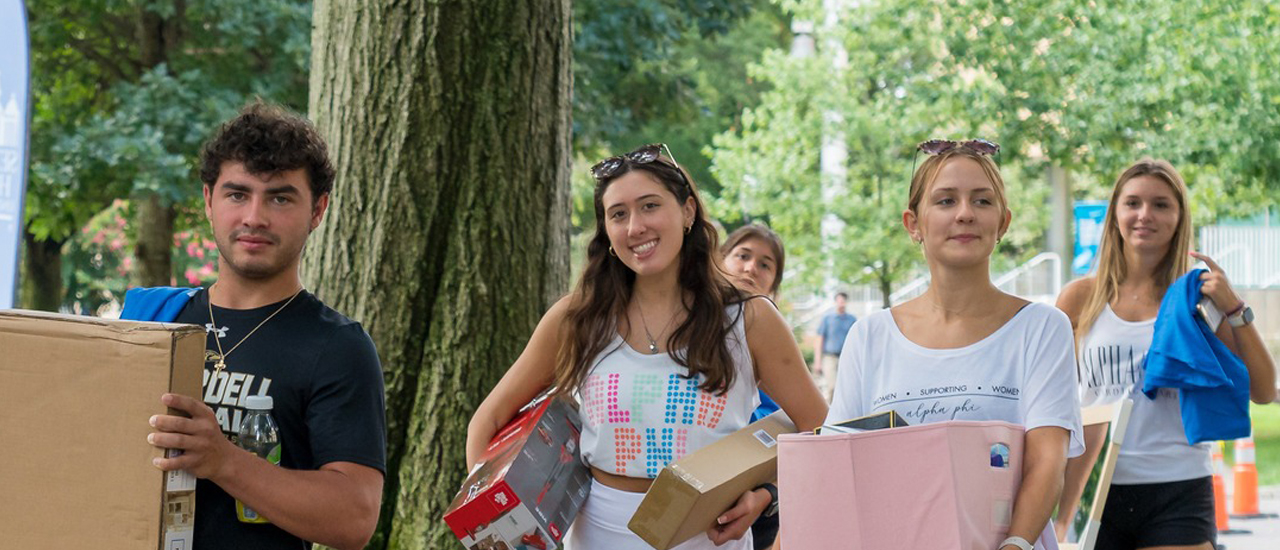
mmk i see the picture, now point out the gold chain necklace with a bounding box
[207,283,304,372]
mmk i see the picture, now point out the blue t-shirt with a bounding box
[1143,269,1251,444]
[817,311,857,355]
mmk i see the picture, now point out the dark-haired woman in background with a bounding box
[467,144,826,549]
[722,224,785,300]
[721,223,789,550]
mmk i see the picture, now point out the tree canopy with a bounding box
[22,0,312,309]
[710,0,1280,298]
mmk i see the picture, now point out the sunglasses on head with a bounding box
[591,143,684,181]
[910,138,1000,186]
[917,138,1000,156]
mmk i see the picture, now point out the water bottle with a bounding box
[236,395,280,524]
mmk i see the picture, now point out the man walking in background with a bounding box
[816,292,856,401]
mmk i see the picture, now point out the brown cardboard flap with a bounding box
[0,310,204,550]
[0,308,201,341]
[629,411,797,549]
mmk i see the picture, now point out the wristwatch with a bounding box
[1228,305,1254,328]
[756,483,779,517]
[999,535,1034,550]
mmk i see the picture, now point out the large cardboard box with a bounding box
[0,309,203,550]
[444,393,592,550]
[778,420,1039,549]
[628,411,797,550]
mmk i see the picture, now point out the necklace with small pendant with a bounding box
[635,300,679,354]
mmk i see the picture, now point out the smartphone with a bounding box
[1197,297,1224,332]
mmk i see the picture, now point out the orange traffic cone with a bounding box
[1230,437,1278,519]
[1212,442,1232,531]
[1231,437,1260,517]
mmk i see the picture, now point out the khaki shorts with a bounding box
[821,353,839,401]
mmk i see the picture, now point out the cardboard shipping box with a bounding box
[628,411,797,550]
[0,309,203,550]
[444,393,592,550]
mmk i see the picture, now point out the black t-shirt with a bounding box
[172,289,386,550]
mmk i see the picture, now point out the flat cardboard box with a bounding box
[628,411,797,550]
[0,309,203,550]
[443,393,592,550]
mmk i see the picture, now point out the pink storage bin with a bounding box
[778,420,1057,550]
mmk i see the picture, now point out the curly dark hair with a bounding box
[199,102,335,203]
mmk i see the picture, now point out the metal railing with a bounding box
[1198,226,1280,288]
[886,274,929,305]
[993,252,1062,304]
[790,253,1064,324]
[886,253,1063,306]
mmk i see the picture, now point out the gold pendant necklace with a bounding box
[207,283,304,372]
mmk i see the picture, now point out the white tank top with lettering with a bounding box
[576,304,760,478]
[1078,304,1211,484]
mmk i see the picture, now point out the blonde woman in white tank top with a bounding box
[465,144,827,550]
[1053,159,1276,550]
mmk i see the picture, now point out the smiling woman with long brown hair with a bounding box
[465,144,826,549]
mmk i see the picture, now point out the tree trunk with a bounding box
[130,4,176,288]
[306,1,572,549]
[133,193,175,287]
[879,274,892,309]
[19,229,64,311]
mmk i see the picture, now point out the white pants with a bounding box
[567,479,753,550]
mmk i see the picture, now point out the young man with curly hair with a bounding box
[122,102,386,550]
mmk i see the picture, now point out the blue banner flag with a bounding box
[0,0,31,308]
[1073,200,1108,276]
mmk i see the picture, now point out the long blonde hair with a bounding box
[1075,158,1193,344]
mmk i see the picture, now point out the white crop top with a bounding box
[576,304,760,478]
[1078,304,1211,484]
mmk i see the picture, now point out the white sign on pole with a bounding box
[0,0,31,308]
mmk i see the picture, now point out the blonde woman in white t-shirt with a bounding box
[1051,159,1276,550]
[828,140,1084,550]
[466,144,827,550]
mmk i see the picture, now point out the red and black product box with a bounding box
[444,392,592,550]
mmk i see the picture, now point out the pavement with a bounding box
[1215,483,1280,550]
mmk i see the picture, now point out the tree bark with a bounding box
[130,4,177,288]
[306,1,572,548]
[879,274,893,309]
[19,229,64,311]
[133,193,175,287]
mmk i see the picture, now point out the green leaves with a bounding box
[709,0,1280,297]
[24,0,311,306]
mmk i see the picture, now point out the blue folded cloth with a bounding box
[1143,269,1250,444]
[120,286,200,322]
[751,390,781,423]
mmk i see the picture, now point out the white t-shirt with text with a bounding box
[828,302,1084,458]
